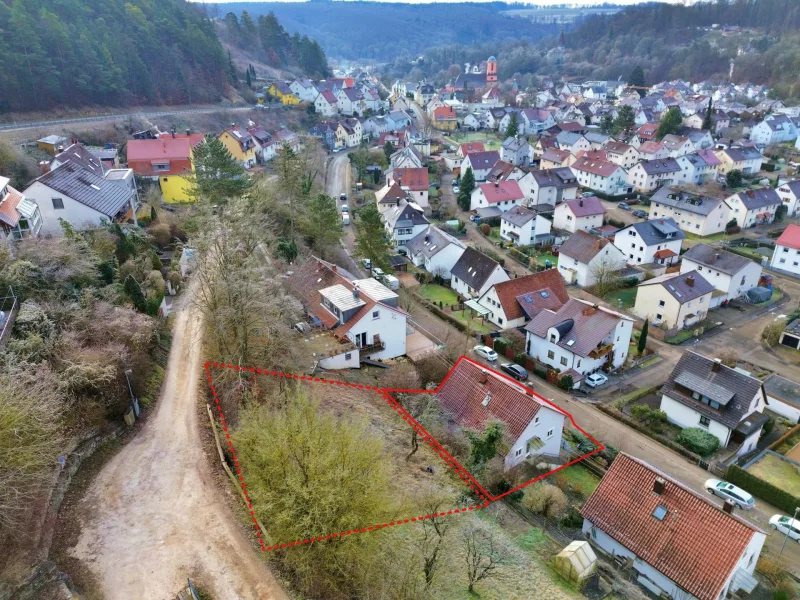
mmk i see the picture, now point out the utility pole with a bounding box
[779,506,800,557]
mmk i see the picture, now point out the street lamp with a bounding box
[124,369,139,417]
[779,506,800,557]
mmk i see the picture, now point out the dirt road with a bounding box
[65,286,288,600]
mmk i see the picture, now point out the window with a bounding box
[498,318,503,324]
[699,416,710,428]
[656,313,662,320]
[547,350,555,359]
[52,198,64,210]
[345,353,352,360]
[546,428,554,439]
[372,311,380,319]
[534,416,540,426]
[560,357,568,366]
[549,334,556,342]
[741,275,746,285]
[515,448,523,457]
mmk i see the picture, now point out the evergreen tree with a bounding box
[638,319,649,355]
[726,169,743,188]
[123,275,147,313]
[246,69,252,88]
[354,204,394,271]
[189,135,252,202]
[613,105,636,136]
[657,107,683,139]
[600,114,614,135]
[227,51,238,86]
[504,112,520,139]
[383,141,394,163]
[629,65,646,98]
[301,193,343,255]
[702,98,713,131]
[458,167,476,212]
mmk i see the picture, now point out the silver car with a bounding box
[473,345,498,362]
[705,479,755,510]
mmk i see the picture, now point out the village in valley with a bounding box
[3,3,800,600]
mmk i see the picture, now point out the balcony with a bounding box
[359,339,386,354]
[588,342,613,359]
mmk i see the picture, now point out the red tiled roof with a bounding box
[558,121,584,132]
[460,142,485,155]
[0,185,23,227]
[574,149,607,162]
[157,132,205,147]
[776,223,800,251]
[653,248,678,259]
[433,106,457,121]
[637,122,660,139]
[128,138,192,162]
[436,359,561,440]
[320,90,337,104]
[572,155,622,177]
[581,454,760,600]
[479,180,524,204]
[638,141,664,155]
[393,167,429,191]
[563,196,605,217]
[490,270,569,321]
[541,148,571,164]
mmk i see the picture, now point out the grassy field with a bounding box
[420,283,459,305]
[728,246,771,262]
[775,429,800,456]
[684,231,730,243]
[450,308,495,334]
[444,131,503,151]
[604,287,637,309]
[548,464,601,498]
[533,252,558,267]
[747,452,800,496]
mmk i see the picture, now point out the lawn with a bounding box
[548,464,601,499]
[450,309,495,334]
[444,132,503,151]
[419,283,459,305]
[604,287,637,309]
[683,231,730,243]
[488,226,502,241]
[775,429,800,456]
[754,287,782,306]
[746,452,800,497]
[532,252,558,267]
[728,246,771,263]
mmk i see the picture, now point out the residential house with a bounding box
[571,156,631,196]
[636,141,670,162]
[533,137,558,160]
[268,81,299,105]
[36,135,68,156]
[582,453,766,600]
[726,188,782,228]
[770,224,800,276]
[553,196,605,233]
[388,167,429,208]
[274,128,300,152]
[715,146,763,175]
[750,114,798,146]
[659,351,768,455]
[627,158,684,193]
[462,113,480,131]
[435,359,566,469]
[385,110,412,130]
[309,122,338,151]
[613,218,685,266]
[219,126,257,168]
[650,186,731,236]
[289,79,318,103]
[247,126,277,163]
[763,374,800,423]
[0,177,42,240]
[285,257,408,365]
[678,127,714,150]
[337,87,366,116]
[500,205,552,246]
[518,168,579,208]
[632,271,714,331]
[525,298,633,386]
[681,244,763,308]
[432,106,457,131]
[461,151,501,182]
[470,180,526,211]
[556,132,591,155]
[557,230,626,287]
[336,119,363,149]
[498,110,524,137]
[405,225,466,280]
[635,122,660,145]
[682,150,720,184]
[776,180,800,217]
[450,247,510,299]
[661,134,695,157]
[780,318,800,351]
[457,142,485,158]
[540,148,574,170]
[375,182,407,212]
[24,143,139,235]
[476,269,569,330]
[521,108,555,135]
[390,145,424,169]
[127,135,203,202]
[383,203,429,250]
[604,141,639,170]
[414,83,436,106]
[485,160,523,184]
[500,137,532,167]
[314,90,339,117]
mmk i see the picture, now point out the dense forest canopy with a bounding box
[0,0,230,112]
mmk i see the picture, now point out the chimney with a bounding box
[712,357,721,372]
[39,161,51,175]
[685,275,695,287]
[653,477,666,495]
[352,285,359,299]
[722,499,735,514]
[479,369,489,385]
[714,252,720,262]
[332,265,338,273]
[185,128,190,137]
[583,304,598,316]
[494,181,499,188]
[171,126,176,139]
[579,199,584,207]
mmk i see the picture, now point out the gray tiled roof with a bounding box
[651,187,727,216]
[639,270,714,304]
[640,158,682,175]
[681,244,751,275]
[733,188,781,211]
[451,247,503,290]
[502,205,536,227]
[723,146,762,162]
[763,374,800,409]
[405,225,465,259]
[662,351,764,430]
[559,230,611,264]
[530,167,578,188]
[385,203,428,229]
[623,217,685,246]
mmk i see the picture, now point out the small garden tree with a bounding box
[726,169,744,188]
[638,319,649,355]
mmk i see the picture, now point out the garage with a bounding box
[780,318,800,349]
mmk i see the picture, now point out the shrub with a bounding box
[608,218,625,228]
[762,322,784,346]
[558,374,574,390]
[522,483,567,520]
[622,276,639,288]
[147,223,172,248]
[630,404,652,422]
[480,223,491,235]
[560,505,584,529]
[494,338,507,354]
[676,427,719,456]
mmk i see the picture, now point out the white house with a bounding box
[404,225,466,280]
[582,453,766,600]
[476,269,569,330]
[435,358,566,469]
[681,150,720,185]
[388,167,429,208]
[661,134,695,157]
[500,137,533,167]
[525,298,633,387]
[613,218,685,266]
[680,244,763,308]
[498,110,524,137]
[636,141,670,162]
[716,146,763,175]
[313,90,339,117]
[659,351,768,455]
[553,196,605,233]
[337,87,366,116]
[556,132,591,156]
[383,203,429,250]
[627,158,684,193]
[521,108,555,135]
[450,247,509,299]
[633,270,714,331]
[0,176,43,240]
[770,224,800,276]
[470,180,526,212]
[726,188,782,228]
[604,141,640,170]
[776,179,800,217]
[763,374,800,424]
[518,168,579,208]
[750,114,798,146]
[24,143,139,235]
[500,205,552,246]
[557,230,626,287]
[571,156,631,196]
[290,79,319,103]
[650,186,732,236]
[461,151,501,182]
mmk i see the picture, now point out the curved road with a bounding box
[65,280,288,600]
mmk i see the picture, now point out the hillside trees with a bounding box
[354,203,394,271]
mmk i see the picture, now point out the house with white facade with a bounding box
[500,137,533,167]
[763,374,800,424]
[571,156,631,196]
[627,158,685,193]
[540,148,574,170]
[476,269,569,330]
[552,197,603,234]
[388,167,429,208]
[716,146,763,175]
[521,108,555,135]
[313,90,339,117]
[770,224,800,276]
[681,150,720,184]
[0,176,43,240]
[383,203,429,250]
[435,358,566,469]
[461,151,501,182]
[404,225,466,280]
[525,298,633,387]
[335,119,363,148]
[556,132,591,156]
[557,230,626,287]
[650,186,731,236]
[680,244,763,308]
[613,218,685,267]
[726,188,782,228]
[390,145,424,169]
[604,141,639,170]
[659,352,769,455]
[337,87,366,116]
[518,168,579,208]
[470,180,526,212]
[500,205,552,246]
[661,134,695,157]
[632,271,714,331]
[582,453,766,600]
[776,179,800,217]
[636,141,670,162]
[450,247,509,299]
[290,79,319,103]
[750,114,798,146]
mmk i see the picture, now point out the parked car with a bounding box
[769,515,800,543]
[581,191,594,198]
[704,479,755,510]
[372,267,385,282]
[453,186,460,194]
[632,209,648,218]
[500,363,528,381]
[342,213,351,226]
[473,345,498,362]
[341,204,349,213]
[617,202,632,211]
[585,373,608,388]
[383,274,400,290]
[361,258,372,270]
[470,214,482,223]
[340,193,347,201]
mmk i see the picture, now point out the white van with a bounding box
[383,274,400,290]
[342,213,351,225]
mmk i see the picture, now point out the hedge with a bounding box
[725,463,800,515]
[494,338,507,354]
[419,298,468,333]
[607,218,625,228]
[762,163,776,172]
[676,427,719,457]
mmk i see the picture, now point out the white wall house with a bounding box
[750,114,798,146]
[383,203,429,250]
[461,151,501,182]
[763,374,800,424]
[770,224,800,276]
[475,270,569,330]
[613,218,684,266]
[776,180,800,217]
[450,247,510,299]
[314,91,339,117]
[500,205,552,246]
[517,168,579,208]
[557,230,626,287]
[632,271,714,331]
[726,188,782,228]
[649,186,731,236]
[680,244,763,308]
[604,141,640,170]
[716,146,763,175]
[553,197,605,233]
[571,156,630,196]
[627,158,685,193]
[404,225,466,280]
[470,181,526,212]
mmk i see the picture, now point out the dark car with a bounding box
[500,363,528,381]
[632,209,648,218]
[470,214,482,223]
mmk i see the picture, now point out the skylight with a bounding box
[653,505,668,521]
[540,291,549,298]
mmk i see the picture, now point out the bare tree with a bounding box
[717,347,739,367]
[461,520,509,593]
[589,253,623,295]
[417,487,454,589]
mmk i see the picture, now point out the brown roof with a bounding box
[581,453,760,600]
[541,148,571,164]
[0,185,23,227]
[572,155,622,177]
[460,142,485,155]
[488,270,569,321]
[604,141,634,156]
[393,167,429,191]
[558,229,611,263]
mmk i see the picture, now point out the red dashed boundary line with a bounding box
[203,356,600,551]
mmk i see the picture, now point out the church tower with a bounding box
[486,56,497,87]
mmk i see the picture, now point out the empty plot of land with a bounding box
[746,452,800,496]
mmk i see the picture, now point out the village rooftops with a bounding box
[732,188,781,211]
[682,244,751,275]
[639,158,682,175]
[465,151,501,169]
[405,225,465,259]
[763,374,800,411]
[639,270,714,304]
[531,167,578,188]
[624,218,685,244]
[490,270,568,321]
[558,229,612,264]
[540,148,572,164]
[652,186,727,216]
[722,146,762,162]
[393,167,429,191]
[460,142,485,155]
[385,203,429,229]
[502,205,537,227]
[604,141,634,156]
[451,247,503,291]
[478,181,524,204]
[563,196,604,217]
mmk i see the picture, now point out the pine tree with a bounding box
[657,107,683,139]
[702,98,713,131]
[123,275,147,313]
[504,112,520,139]
[383,141,394,163]
[246,69,252,88]
[638,319,649,355]
[354,204,394,271]
[458,167,476,211]
[613,105,636,136]
[301,193,343,255]
[227,50,238,86]
[629,65,646,98]
[189,135,252,202]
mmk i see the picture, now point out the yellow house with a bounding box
[432,106,457,131]
[218,126,257,168]
[127,134,206,203]
[268,81,300,106]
